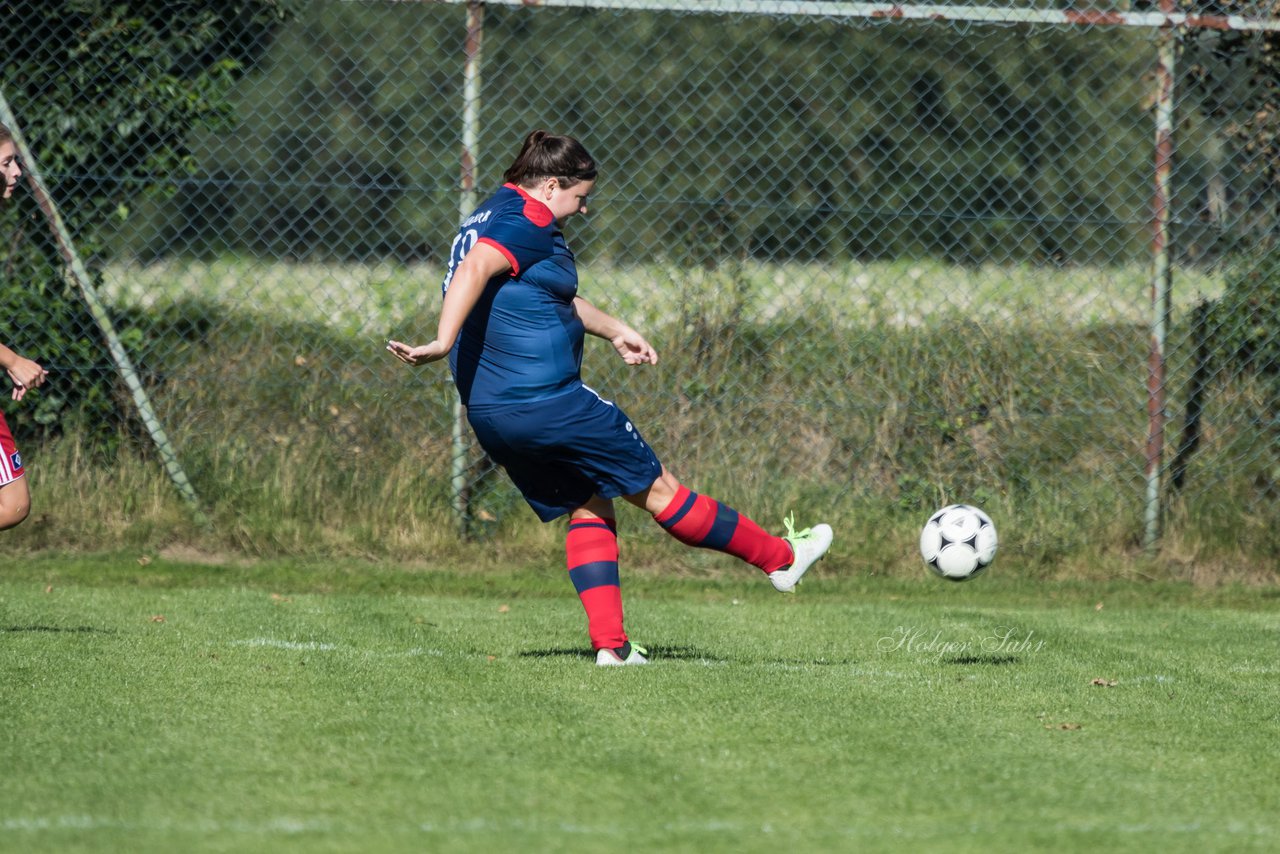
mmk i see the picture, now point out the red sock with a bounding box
[652,485,793,573]
[565,517,626,651]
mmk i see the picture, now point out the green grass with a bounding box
[2,555,1277,853]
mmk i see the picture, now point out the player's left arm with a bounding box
[574,296,657,366]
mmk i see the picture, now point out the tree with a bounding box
[0,1,291,442]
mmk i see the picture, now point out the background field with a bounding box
[5,1,1278,577]
[2,554,1277,853]
[99,257,1220,334]
[8,253,1275,583]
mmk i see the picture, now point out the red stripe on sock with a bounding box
[653,486,792,573]
[578,587,626,650]
[654,485,715,543]
[652,484,691,524]
[727,518,794,573]
[567,518,626,650]
[567,519,619,568]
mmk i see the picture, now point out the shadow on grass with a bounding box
[1,625,114,634]
[520,644,727,663]
[944,654,1020,665]
[520,645,858,665]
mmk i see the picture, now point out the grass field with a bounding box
[3,554,1277,853]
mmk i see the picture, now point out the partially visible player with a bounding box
[0,122,49,530]
[388,129,833,665]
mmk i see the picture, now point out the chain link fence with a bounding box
[2,0,1278,563]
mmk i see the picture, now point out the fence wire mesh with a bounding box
[1,0,1278,558]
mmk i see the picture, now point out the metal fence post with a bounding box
[1145,15,1176,551]
[451,0,486,537]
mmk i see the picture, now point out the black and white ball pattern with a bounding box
[919,504,998,581]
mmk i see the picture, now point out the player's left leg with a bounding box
[625,468,832,592]
[465,393,650,665]
[567,495,647,666]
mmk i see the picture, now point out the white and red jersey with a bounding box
[0,412,24,485]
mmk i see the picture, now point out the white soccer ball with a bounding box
[919,504,997,581]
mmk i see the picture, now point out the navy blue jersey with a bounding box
[444,183,585,407]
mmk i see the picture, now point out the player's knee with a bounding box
[628,469,681,515]
[0,501,31,530]
[572,494,615,520]
[0,485,32,530]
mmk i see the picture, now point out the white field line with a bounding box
[228,638,338,651]
[1,815,331,834]
[225,637,446,657]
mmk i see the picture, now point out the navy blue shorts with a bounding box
[466,384,663,522]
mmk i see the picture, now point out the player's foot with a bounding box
[596,641,649,666]
[769,513,833,592]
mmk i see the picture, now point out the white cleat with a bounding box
[595,642,649,666]
[769,514,834,593]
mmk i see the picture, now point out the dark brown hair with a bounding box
[502,130,597,188]
[0,123,11,146]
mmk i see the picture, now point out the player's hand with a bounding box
[7,356,48,401]
[610,327,658,366]
[386,339,449,366]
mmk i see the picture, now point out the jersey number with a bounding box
[443,228,479,294]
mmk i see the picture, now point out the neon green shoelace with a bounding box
[782,512,815,542]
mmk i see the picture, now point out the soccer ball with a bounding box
[919,504,997,581]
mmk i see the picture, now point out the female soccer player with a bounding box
[0,123,49,530]
[389,130,831,665]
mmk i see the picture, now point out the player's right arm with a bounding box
[387,241,512,366]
